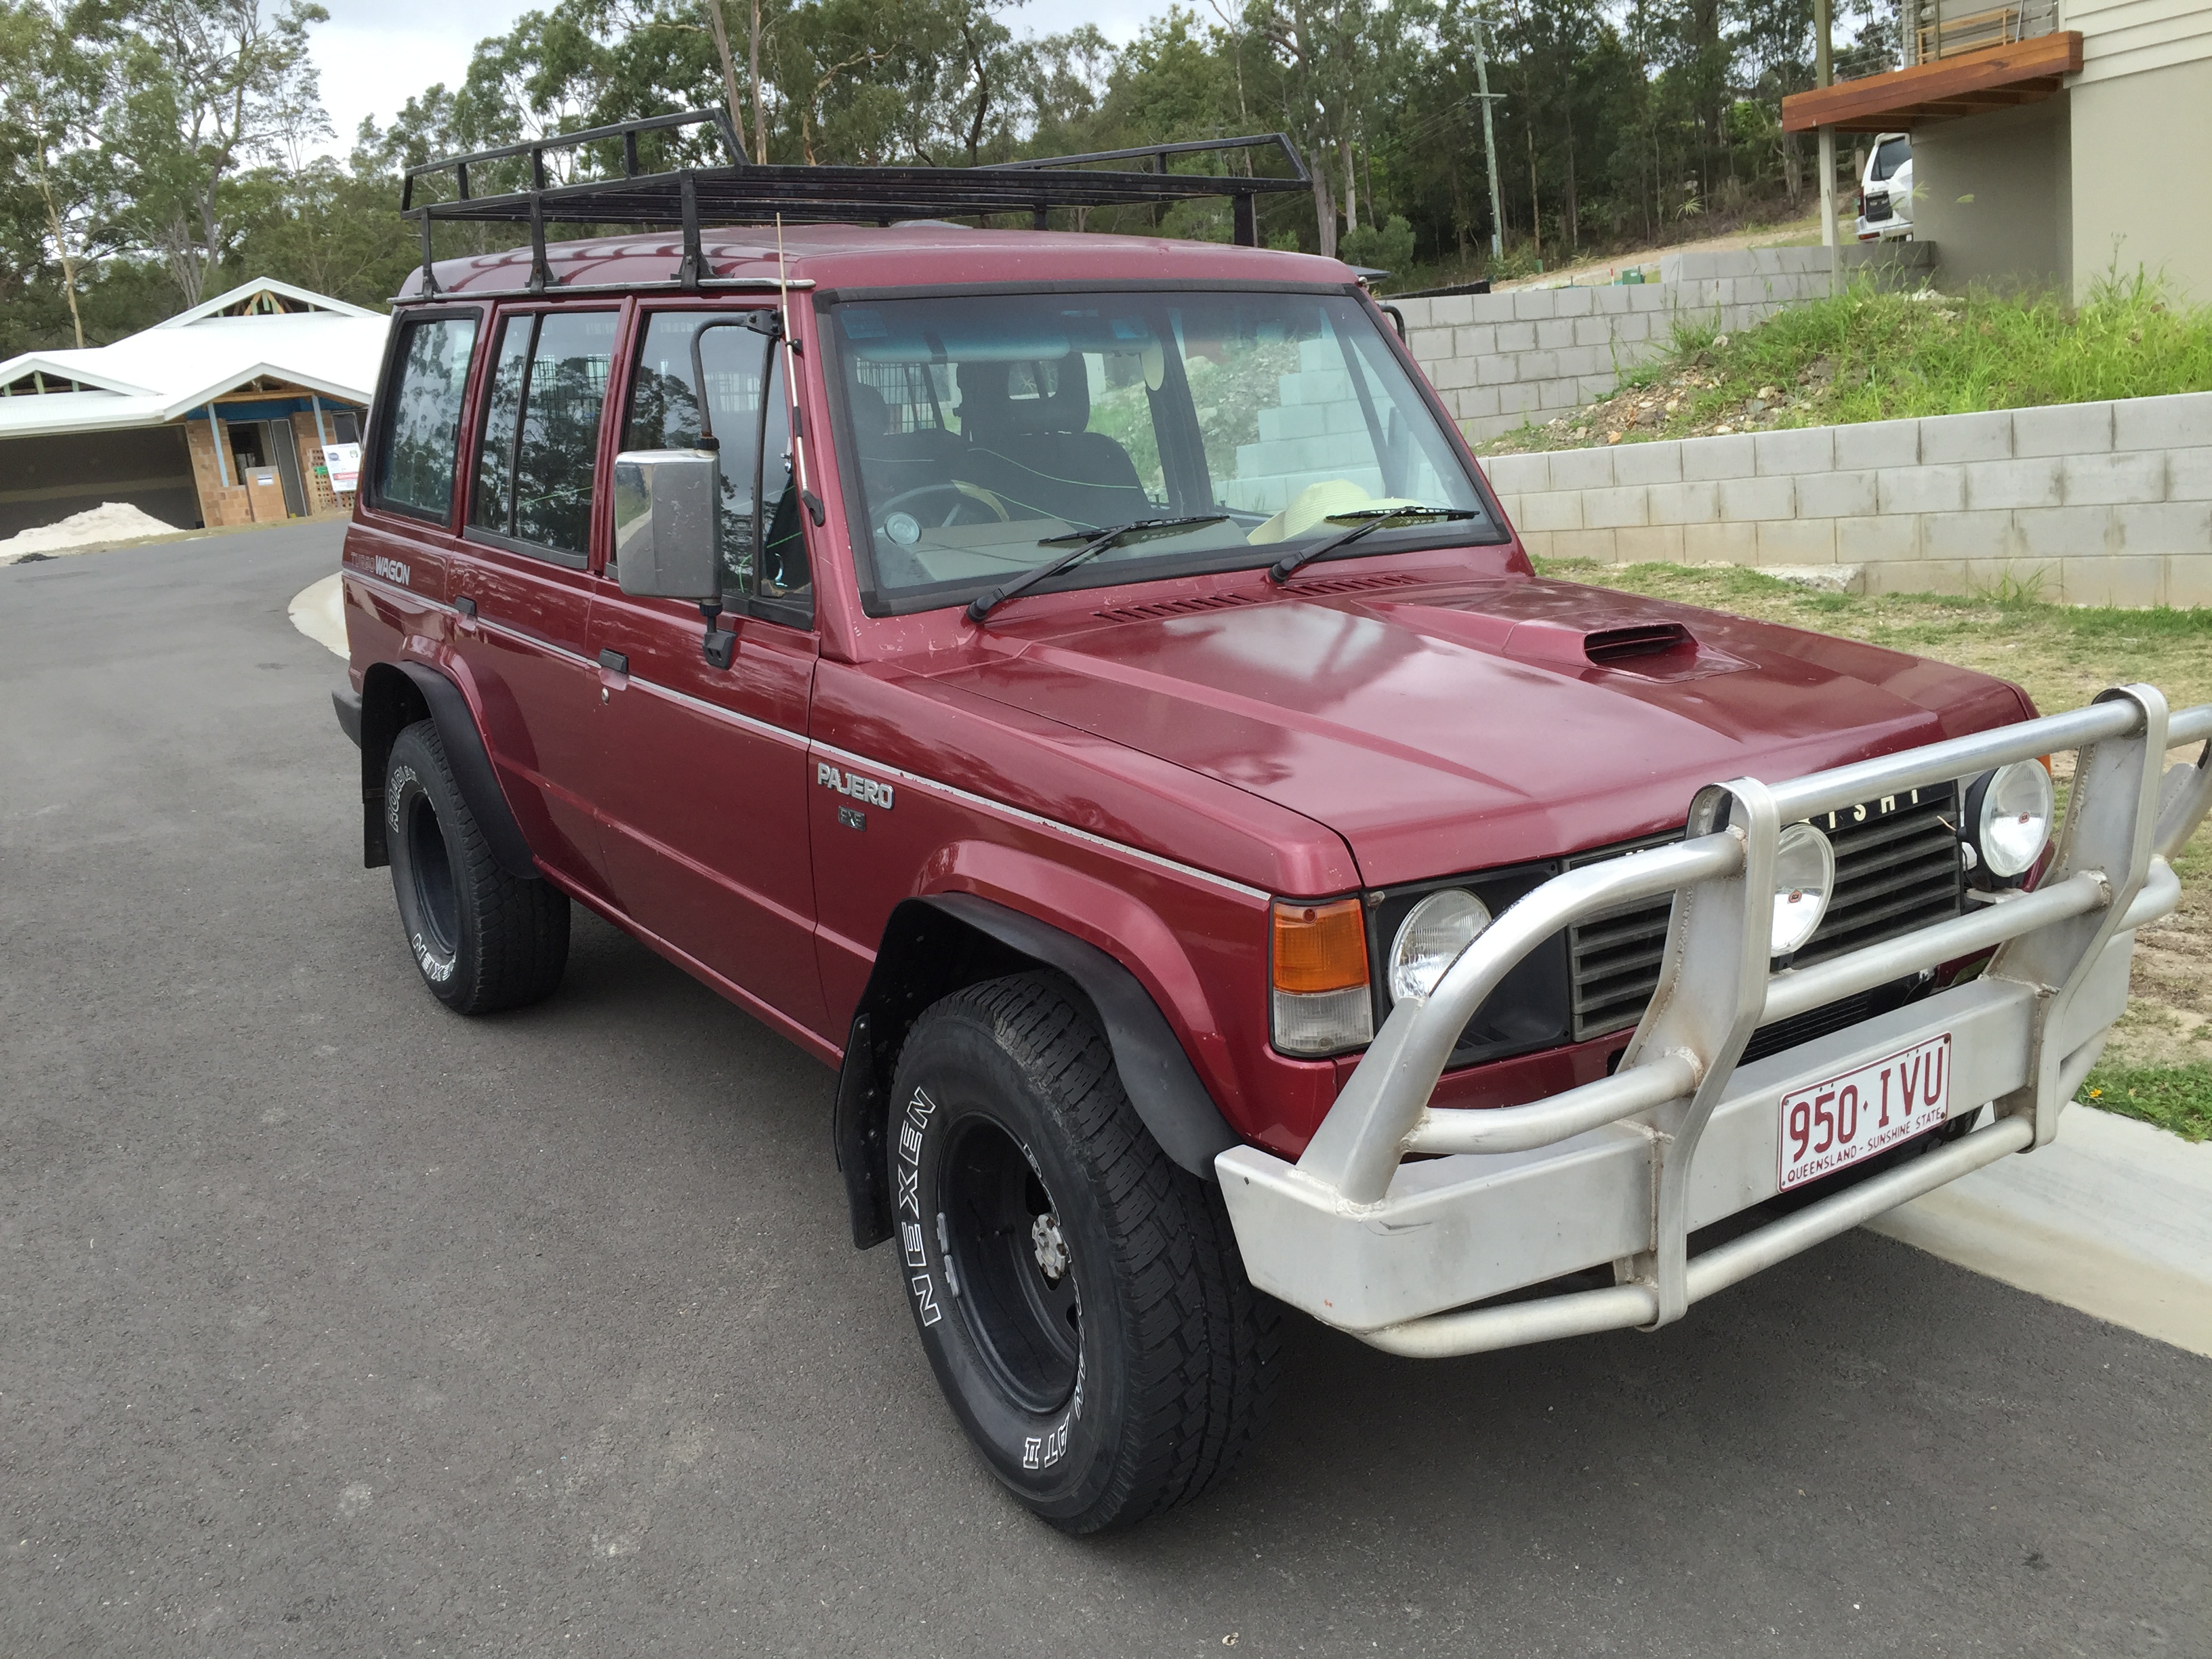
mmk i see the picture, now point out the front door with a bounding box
[586,308,825,1038]
[266,417,307,517]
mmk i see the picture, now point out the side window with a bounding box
[621,311,808,611]
[470,316,531,537]
[468,308,618,559]
[756,347,809,605]
[371,313,478,520]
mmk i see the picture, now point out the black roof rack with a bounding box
[401,110,1311,296]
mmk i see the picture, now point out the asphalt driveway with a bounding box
[3,522,2207,1658]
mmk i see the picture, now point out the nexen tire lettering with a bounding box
[896,1086,941,1326]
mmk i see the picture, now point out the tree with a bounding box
[0,0,123,344]
[108,0,331,307]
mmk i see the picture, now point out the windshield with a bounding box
[828,289,1500,613]
[1871,136,1910,182]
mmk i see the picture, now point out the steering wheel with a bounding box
[876,481,1011,537]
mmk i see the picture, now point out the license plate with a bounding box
[1778,1033,1951,1191]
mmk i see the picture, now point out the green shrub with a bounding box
[1340,215,1416,275]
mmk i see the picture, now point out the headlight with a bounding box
[1771,822,1835,957]
[1967,760,2054,881]
[1388,888,1492,1004]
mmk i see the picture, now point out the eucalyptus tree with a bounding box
[108,0,330,306]
[0,0,123,344]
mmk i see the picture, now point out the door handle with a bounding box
[598,649,629,675]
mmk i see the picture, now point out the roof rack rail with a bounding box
[399,112,1310,295]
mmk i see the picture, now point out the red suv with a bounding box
[336,119,2212,1532]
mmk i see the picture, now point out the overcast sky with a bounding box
[309,0,1170,157]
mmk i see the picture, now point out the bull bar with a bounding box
[1217,686,2212,1357]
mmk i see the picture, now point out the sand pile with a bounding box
[0,501,182,564]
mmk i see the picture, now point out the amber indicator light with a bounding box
[1271,898,1370,994]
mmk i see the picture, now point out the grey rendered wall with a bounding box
[1396,243,1937,445]
[1479,392,2212,607]
[2071,58,2212,302]
[1910,98,2072,294]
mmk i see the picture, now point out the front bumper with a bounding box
[1218,688,2212,1356]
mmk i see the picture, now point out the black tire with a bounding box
[888,971,1279,1533]
[384,718,569,1015]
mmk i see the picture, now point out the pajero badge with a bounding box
[817,762,893,810]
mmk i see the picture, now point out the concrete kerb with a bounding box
[1870,1103,2212,1359]
[289,572,347,659]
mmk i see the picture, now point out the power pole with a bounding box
[1816,0,1838,268]
[1473,14,1506,259]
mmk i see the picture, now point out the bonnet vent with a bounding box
[1583,621,1693,667]
[1284,571,1425,596]
[1096,592,1262,623]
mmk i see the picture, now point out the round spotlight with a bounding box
[1968,760,2055,882]
[1389,888,1492,1005]
[1771,822,1836,958]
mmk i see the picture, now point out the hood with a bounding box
[925,570,2029,888]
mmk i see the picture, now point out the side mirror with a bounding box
[611,449,720,601]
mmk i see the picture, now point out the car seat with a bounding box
[846,377,966,515]
[951,356,1150,530]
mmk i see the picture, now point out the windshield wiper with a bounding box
[966,515,1231,623]
[1267,506,1482,584]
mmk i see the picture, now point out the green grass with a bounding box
[2081,1064,2212,1143]
[1480,270,2212,455]
[1527,556,2212,715]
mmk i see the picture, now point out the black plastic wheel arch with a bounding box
[834,893,1240,1248]
[356,661,540,882]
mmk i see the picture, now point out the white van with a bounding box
[1856,132,1912,241]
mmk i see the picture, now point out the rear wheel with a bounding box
[384,719,569,1014]
[889,972,1279,1534]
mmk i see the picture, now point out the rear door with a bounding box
[446,302,626,893]
[586,308,826,1038]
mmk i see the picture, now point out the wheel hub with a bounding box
[1030,1211,1069,1282]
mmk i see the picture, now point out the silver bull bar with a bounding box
[1217,687,2212,1357]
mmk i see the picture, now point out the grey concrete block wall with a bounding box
[1479,392,2212,608]
[1398,243,1938,443]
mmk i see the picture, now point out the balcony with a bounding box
[1781,13,2082,133]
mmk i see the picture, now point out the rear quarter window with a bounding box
[373,313,480,520]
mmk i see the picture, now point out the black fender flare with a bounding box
[833,893,1241,1248]
[353,661,540,882]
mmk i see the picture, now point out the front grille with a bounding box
[1565,782,1965,1042]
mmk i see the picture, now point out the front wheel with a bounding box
[888,972,1279,1534]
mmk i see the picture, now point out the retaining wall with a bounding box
[1479,392,2212,607]
[1397,243,1937,443]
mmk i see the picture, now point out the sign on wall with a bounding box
[323,443,362,495]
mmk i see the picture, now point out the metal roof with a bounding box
[0,279,388,441]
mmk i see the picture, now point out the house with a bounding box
[1781,0,2212,298]
[0,278,388,539]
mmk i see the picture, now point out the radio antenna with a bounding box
[775,211,819,520]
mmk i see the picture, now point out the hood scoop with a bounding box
[1583,621,1694,667]
[1396,605,1739,681]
